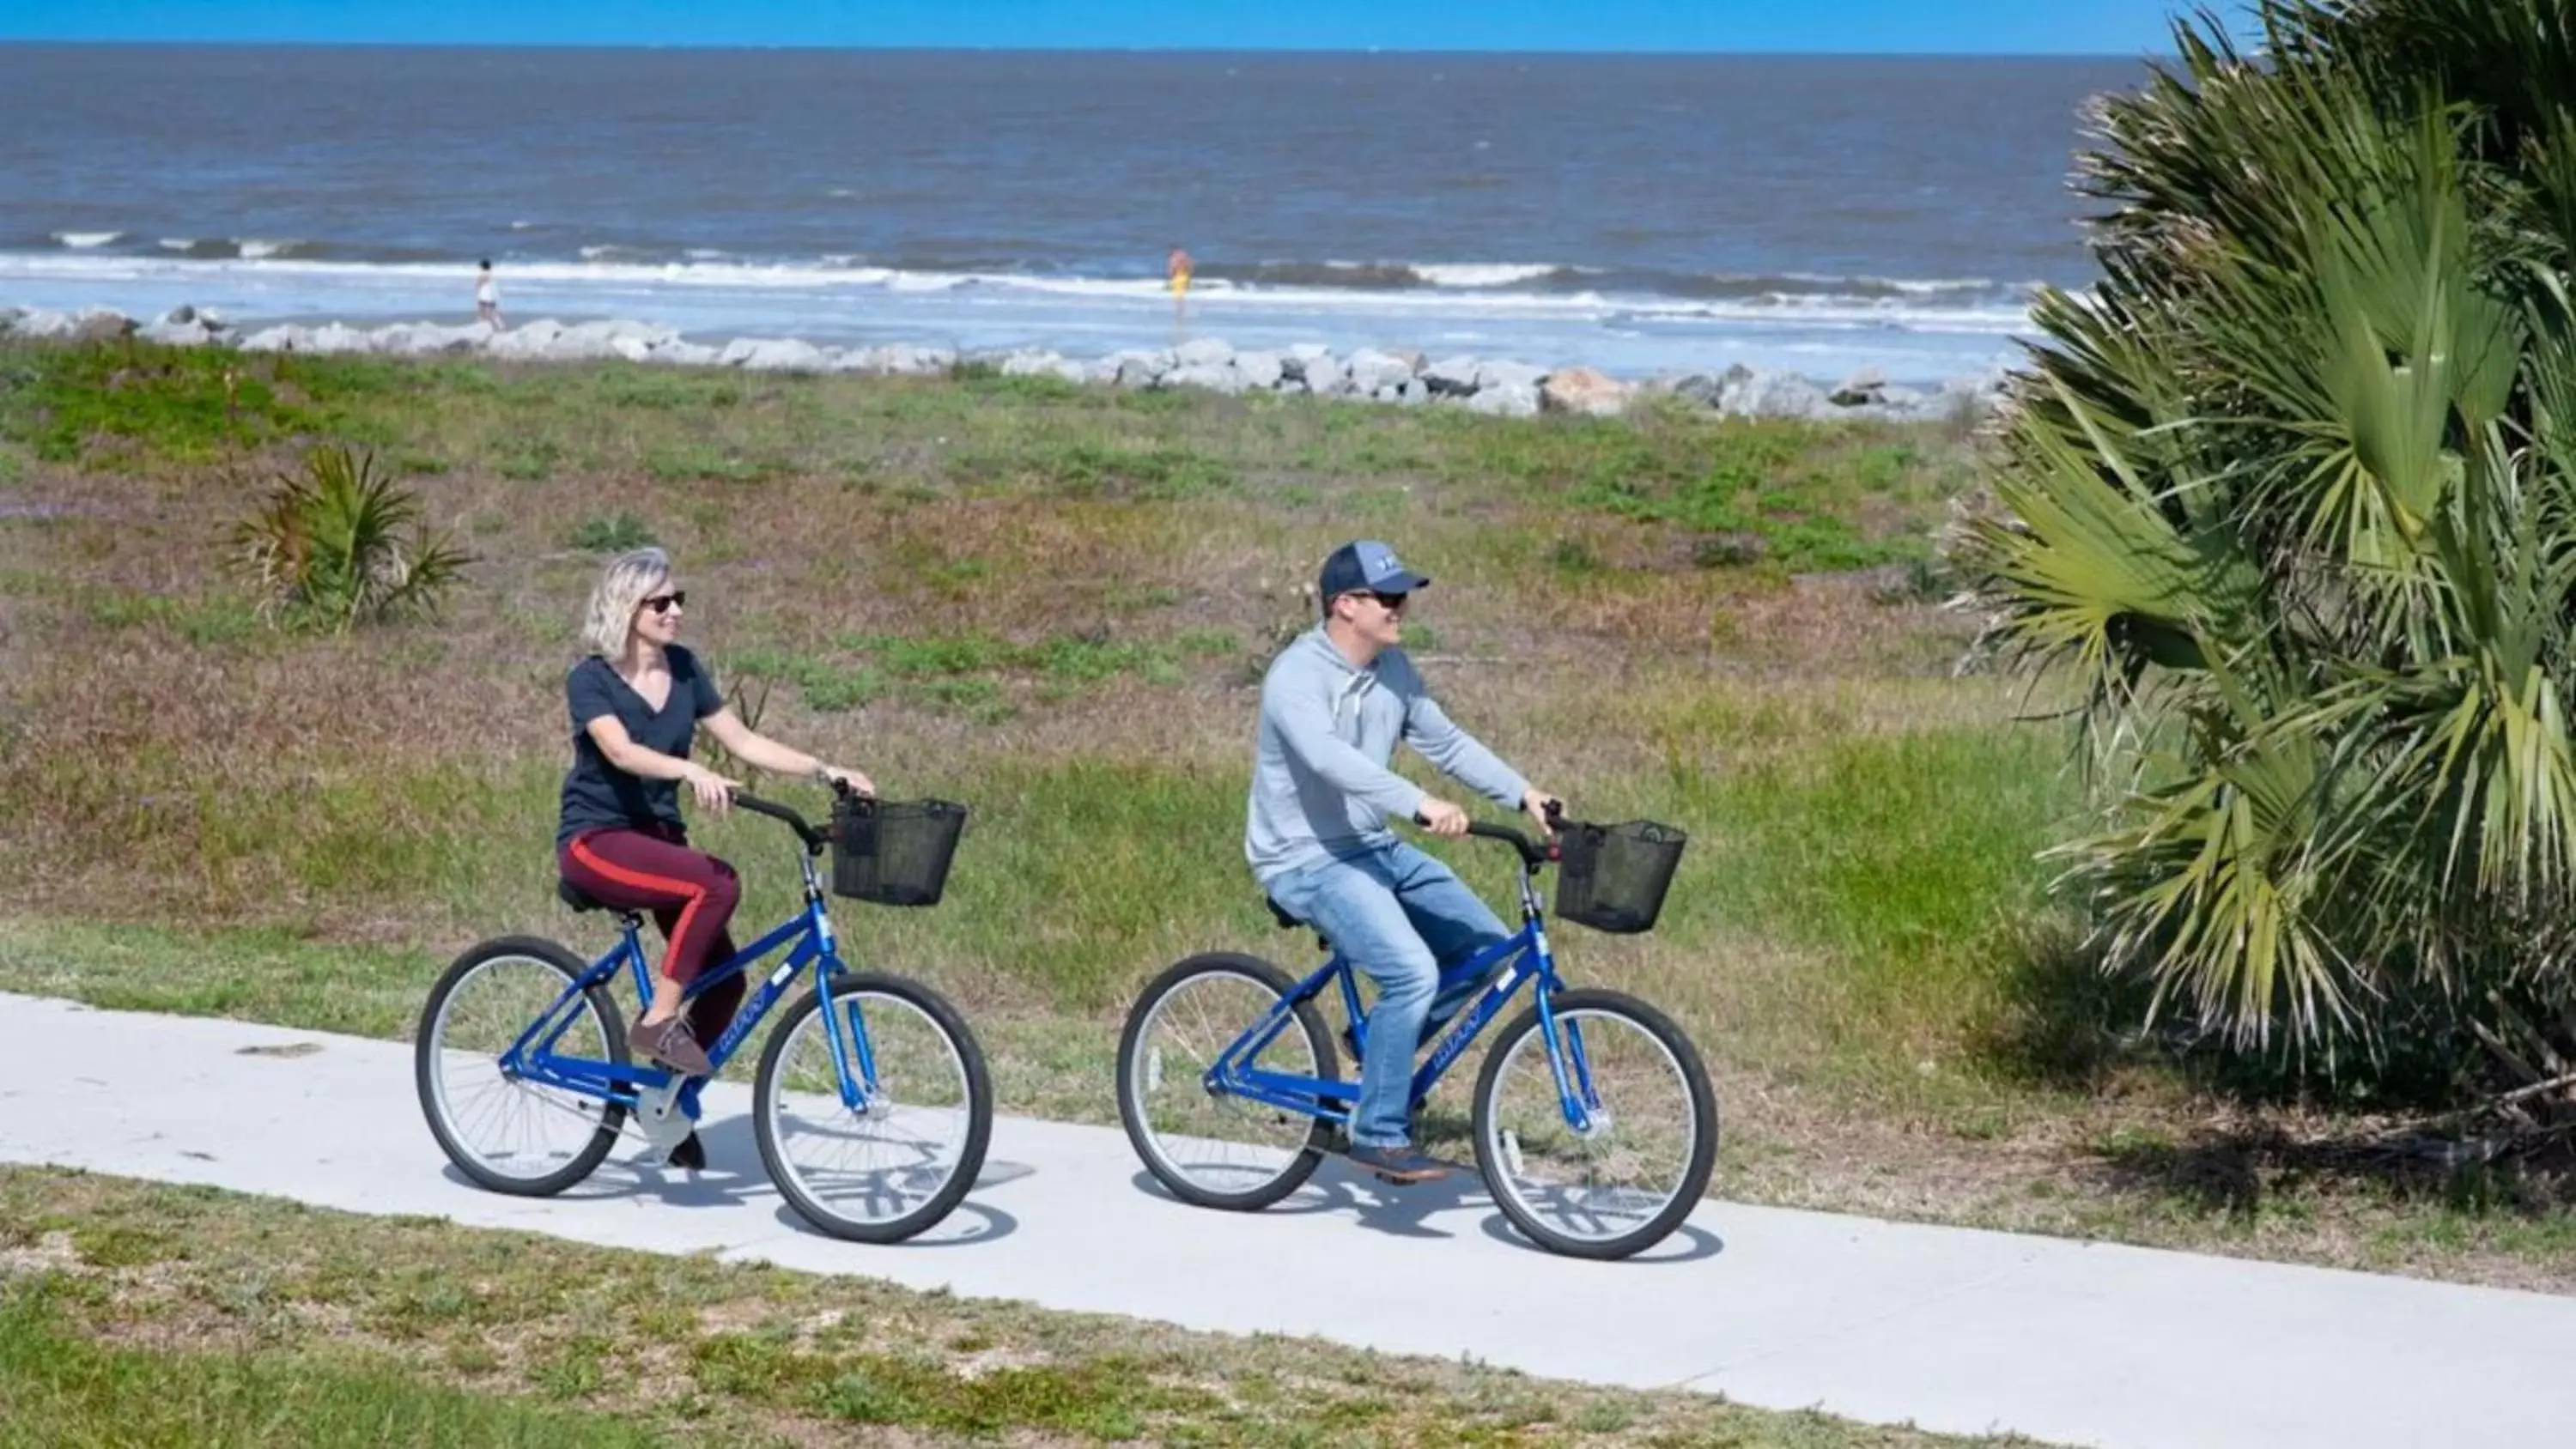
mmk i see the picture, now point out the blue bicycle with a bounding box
[415,791,991,1244]
[1116,813,1715,1260]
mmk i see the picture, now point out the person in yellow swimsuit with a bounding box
[1167,244,1194,330]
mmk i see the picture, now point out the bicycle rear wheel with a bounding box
[753,972,991,1244]
[1118,953,1339,1211]
[1472,988,1717,1260]
[416,936,628,1196]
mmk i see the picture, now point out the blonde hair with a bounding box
[580,547,671,658]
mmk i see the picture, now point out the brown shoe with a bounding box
[630,1016,713,1078]
[1348,1143,1449,1184]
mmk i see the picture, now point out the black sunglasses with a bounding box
[641,590,688,615]
[1364,590,1408,609]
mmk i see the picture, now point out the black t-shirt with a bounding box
[555,647,726,847]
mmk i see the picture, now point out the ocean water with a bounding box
[0,45,2141,380]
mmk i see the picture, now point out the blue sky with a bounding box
[0,2,2204,55]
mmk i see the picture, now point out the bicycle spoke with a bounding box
[1482,1004,1701,1248]
[422,955,616,1185]
[1127,967,1320,1199]
[764,990,976,1233]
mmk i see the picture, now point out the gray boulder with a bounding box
[1296,352,1349,393]
[886,343,956,375]
[303,322,376,355]
[237,324,307,352]
[71,309,137,343]
[140,318,217,347]
[720,336,830,372]
[485,319,569,360]
[1465,383,1540,417]
[1166,361,1248,395]
[1345,348,1417,394]
[1473,358,1547,392]
[1723,369,1832,420]
[1235,349,1286,390]
[1672,373,1728,408]
[373,321,488,356]
[1830,367,1889,408]
[551,319,676,360]
[10,309,76,341]
[1421,355,1483,397]
[1108,349,1171,389]
[647,340,723,367]
[1172,336,1235,367]
[1540,367,1630,417]
[999,348,1068,377]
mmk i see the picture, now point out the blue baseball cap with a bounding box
[1318,540,1431,608]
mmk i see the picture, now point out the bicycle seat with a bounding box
[556,879,609,914]
[1266,897,1331,953]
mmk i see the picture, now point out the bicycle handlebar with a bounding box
[1413,800,1564,869]
[730,790,830,851]
[1466,819,1553,867]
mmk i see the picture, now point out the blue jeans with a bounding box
[1267,841,1510,1149]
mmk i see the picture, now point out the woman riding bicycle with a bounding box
[554,547,873,1101]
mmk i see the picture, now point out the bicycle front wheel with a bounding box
[416,936,628,1197]
[753,972,991,1244]
[1472,988,1717,1260]
[1117,953,1339,1211]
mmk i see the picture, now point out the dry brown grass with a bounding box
[3,343,2572,1290]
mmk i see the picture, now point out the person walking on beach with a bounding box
[1166,244,1194,333]
[476,258,504,330]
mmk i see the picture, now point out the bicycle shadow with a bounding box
[435,1116,1029,1246]
[1126,1161,1724,1264]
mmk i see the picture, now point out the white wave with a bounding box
[509,220,536,230]
[157,237,197,252]
[235,238,296,258]
[0,250,2041,339]
[1413,263,1560,288]
[684,248,727,260]
[52,231,122,249]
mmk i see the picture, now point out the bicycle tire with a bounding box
[416,935,629,1197]
[1471,987,1717,1260]
[752,972,993,1244]
[1117,952,1340,1211]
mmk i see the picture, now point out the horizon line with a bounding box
[0,38,2169,61]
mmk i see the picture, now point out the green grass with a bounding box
[0,1167,2049,1448]
[562,511,658,554]
[0,1288,677,1449]
[3,336,2568,1291]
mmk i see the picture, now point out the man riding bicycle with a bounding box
[1248,540,1559,1184]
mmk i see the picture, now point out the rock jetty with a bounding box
[0,304,2006,424]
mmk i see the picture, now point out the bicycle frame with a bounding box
[1205,844,1603,1137]
[497,845,882,1114]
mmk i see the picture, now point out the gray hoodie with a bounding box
[1244,627,1530,887]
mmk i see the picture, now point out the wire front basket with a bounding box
[830,797,968,906]
[1553,818,1686,934]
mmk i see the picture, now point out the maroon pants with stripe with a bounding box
[559,822,747,1049]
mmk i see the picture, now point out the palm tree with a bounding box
[238,444,470,633]
[1967,0,2576,1098]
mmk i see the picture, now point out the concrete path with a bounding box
[1,991,2568,1448]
